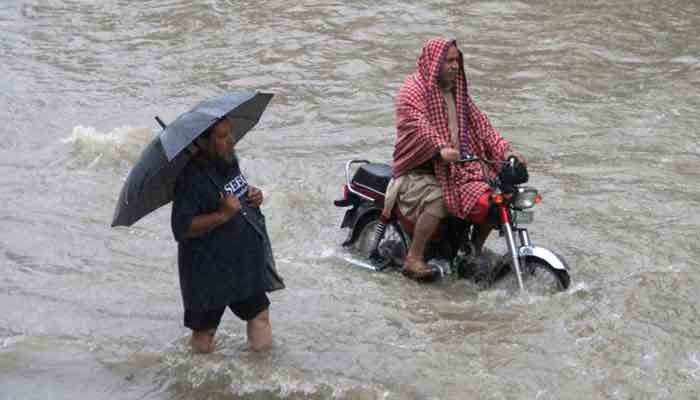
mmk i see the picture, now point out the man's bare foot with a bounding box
[247,309,272,351]
[190,330,215,353]
[403,255,435,279]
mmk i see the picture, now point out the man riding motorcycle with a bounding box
[385,37,527,280]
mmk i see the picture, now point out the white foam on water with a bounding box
[681,352,700,380]
[62,125,156,169]
[157,342,391,399]
[1,334,25,349]
[319,247,336,259]
[568,281,589,294]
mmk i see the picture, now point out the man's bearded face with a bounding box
[207,118,236,164]
[439,45,460,88]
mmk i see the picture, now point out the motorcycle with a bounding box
[333,156,570,293]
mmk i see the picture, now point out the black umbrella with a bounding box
[111,91,273,227]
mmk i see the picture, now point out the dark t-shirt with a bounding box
[171,157,284,311]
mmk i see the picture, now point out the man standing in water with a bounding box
[385,37,526,280]
[172,117,284,353]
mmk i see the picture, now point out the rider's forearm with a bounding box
[423,121,450,154]
[483,127,511,161]
[184,211,229,239]
[405,104,450,154]
[497,142,513,161]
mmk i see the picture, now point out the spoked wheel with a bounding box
[494,258,570,295]
[354,217,408,269]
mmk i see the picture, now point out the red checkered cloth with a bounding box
[392,37,511,219]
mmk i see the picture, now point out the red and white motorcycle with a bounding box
[334,156,570,293]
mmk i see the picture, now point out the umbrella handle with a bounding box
[155,116,166,129]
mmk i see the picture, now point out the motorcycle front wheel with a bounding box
[494,257,570,295]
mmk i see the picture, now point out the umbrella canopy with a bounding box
[111,91,273,227]
[160,92,273,161]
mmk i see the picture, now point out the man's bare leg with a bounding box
[247,309,272,351]
[404,211,441,275]
[190,329,216,353]
[471,223,496,256]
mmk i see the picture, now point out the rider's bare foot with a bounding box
[403,255,434,279]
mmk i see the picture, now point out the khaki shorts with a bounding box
[384,173,447,222]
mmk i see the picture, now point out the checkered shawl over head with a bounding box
[393,37,511,219]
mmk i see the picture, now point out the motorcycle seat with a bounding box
[351,163,392,194]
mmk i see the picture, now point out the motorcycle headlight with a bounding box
[513,187,540,209]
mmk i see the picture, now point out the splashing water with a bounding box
[62,125,155,169]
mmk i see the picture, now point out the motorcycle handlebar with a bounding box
[454,154,480,163]
[453,155,518,166]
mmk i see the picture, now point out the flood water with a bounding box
[1,1,699,399]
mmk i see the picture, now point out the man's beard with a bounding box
[439,74,456,90]
[208,147,236,174]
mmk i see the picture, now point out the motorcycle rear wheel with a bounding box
[354,217,408,268]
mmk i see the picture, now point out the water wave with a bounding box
[157,347,390,400]
[61,125,155,169]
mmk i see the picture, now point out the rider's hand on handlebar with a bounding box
[505,150,528,167]
[440,146,460,162]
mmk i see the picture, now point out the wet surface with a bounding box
[1,1,699,398]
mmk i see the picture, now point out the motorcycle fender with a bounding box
[518,246,569,271]
[340,208,357,229]
[342,205,381,247]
